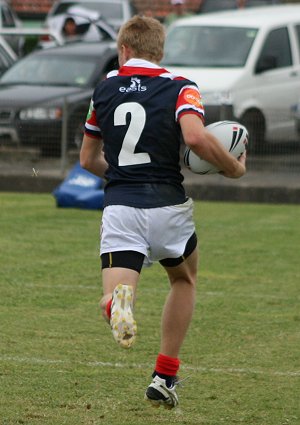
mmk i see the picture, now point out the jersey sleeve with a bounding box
[84,99,102,139]
[175,85,205,122]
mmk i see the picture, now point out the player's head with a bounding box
[117,15,165,65]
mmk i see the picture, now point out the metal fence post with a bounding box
[60,97,68,175]
[220,104,234,121]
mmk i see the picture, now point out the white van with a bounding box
[163,5,300,152]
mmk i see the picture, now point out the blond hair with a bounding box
[117,15,165,63]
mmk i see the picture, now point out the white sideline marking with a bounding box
[15,283,299,301]
[1,355,299,377]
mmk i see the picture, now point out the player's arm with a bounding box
[180,114,246,179]
[80,134,108,178]
[80,96,108,177]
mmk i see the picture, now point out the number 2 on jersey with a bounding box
[114,102,151,166]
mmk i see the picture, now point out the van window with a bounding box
[163,26,258,67]
[258,27,292,69]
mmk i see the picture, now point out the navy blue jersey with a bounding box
[85,59,204,208]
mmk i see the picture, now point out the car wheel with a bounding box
[240,110,265,154]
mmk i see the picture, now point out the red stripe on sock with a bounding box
[106,298,112,319]
[155,353,180,377]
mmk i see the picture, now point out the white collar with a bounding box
[124,58,161,69]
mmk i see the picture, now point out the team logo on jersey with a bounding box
[183,88,202,108]
[86,99,94,120]
[119,77,147,93]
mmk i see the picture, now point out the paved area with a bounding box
[182,168,300,204]
[0,149,300,204]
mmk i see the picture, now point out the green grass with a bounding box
[0,193,299,425]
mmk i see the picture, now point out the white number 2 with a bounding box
[114,102,151,166]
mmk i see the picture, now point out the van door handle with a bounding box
[290,71,298,77]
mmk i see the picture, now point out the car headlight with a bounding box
[19,107,62,120]
[202,91,233,106]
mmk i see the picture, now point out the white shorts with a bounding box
[100,198,195,266]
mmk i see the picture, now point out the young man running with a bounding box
[80,15,246,409]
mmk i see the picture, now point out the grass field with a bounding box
[0,193,299,425]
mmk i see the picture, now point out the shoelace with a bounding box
[174,375,191,388]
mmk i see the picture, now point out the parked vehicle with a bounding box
[0,27,64,54]
[40,5,117,48]
[199,0,283,14]
[0,0,24,54]
[46,0,137,33]
[0,41,118,154]
[163,5,300,152]
[0,35,17,76]
[294,101,300,136]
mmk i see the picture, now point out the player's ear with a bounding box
[118,44,127,66]
[123,45,134,62]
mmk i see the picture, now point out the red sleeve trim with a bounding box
[84,131,102,140]
[178,110,205,123]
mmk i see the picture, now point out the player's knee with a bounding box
[170,271,197,289]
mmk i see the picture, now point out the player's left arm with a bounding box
[180,114,246,178]
[176,84,246,178]
[80,135,108,178]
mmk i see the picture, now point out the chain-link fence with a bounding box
[1,97,300,179]
[0,97,88,174]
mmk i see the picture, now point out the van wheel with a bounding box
[241,110,265,154]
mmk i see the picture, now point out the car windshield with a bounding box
[53,2,123,20]
[0,54,97,86]
[163,26,258,67]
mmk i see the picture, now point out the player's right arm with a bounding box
[180,113,246,179]
[80,134,108,178]
[80,97,108,178]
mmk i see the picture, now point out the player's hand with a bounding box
[220,151,247,179]
[238,151,247,166]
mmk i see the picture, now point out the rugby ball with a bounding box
[183,121,248,175]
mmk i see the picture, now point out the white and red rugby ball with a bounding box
[183,121,248,175]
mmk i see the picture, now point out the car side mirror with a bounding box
[255,55,278,74]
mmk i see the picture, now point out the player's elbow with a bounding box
[184,132,207,155]
[80,150,92,171]
[181,114,207,151]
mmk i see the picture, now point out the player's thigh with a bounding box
[100,205,148,256]
[102,267,141,298]
[163,248,198,287]
[149,198,195,261]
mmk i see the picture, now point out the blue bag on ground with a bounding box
[53,161,104,209]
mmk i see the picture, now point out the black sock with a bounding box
[152,371,176,388]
